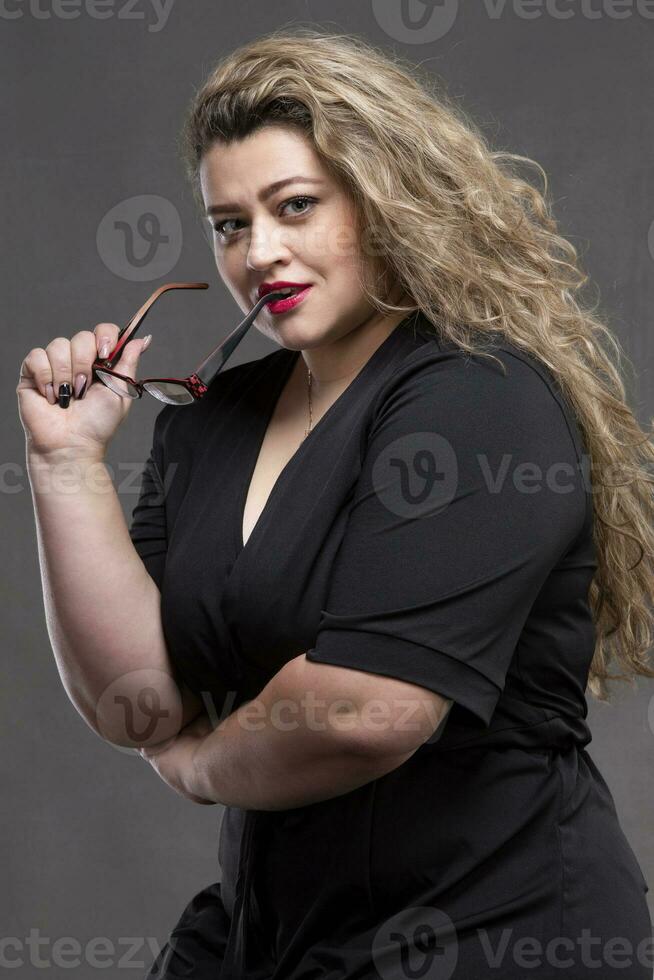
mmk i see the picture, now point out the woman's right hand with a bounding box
[16,322,153,462]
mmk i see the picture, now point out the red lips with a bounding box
[257,280,312,299]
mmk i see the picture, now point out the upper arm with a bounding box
[303,348,586,744]
[291,655,453,757]
[113,407,207,747]
[128,403,177,591]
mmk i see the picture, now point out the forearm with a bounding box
[26,447,202,746]
[188,658,415,810]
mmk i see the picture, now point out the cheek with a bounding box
[324,246,366,294]
[326,209,367,278]
[311,230,362,284]
[303,201,359,268]
[214,243,243,280]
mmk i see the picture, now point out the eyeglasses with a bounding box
[91,281,291,405]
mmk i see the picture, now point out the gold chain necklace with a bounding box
[302,361,362,440]
[303,367,313,440]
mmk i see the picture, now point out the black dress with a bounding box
[129,310,651,979]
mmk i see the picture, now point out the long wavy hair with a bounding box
[179,26,654,704]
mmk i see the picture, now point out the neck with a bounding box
[300,308,410,387]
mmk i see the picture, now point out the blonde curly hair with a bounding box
[179,26,654,704]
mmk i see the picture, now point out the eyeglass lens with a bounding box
[95,371,194,405]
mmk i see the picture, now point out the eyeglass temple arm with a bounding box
[191,291,290,387]
[100,283,209,370]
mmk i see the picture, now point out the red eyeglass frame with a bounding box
[91,281,290,405]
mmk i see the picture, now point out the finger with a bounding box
[113,334,153,382]
[70,330,100,400]
[93,322,121,362]
[44,337,73,404]
[18,347,57,404]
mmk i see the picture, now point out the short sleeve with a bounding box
[304,347,587,728]
[127,406,172,592]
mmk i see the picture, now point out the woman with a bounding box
[17,27,654,980]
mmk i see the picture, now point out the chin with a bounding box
[263,319,319,351]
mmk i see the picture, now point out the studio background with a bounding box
[3,1,653,971]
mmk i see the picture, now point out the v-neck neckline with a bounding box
[234,314,419,559]
[237,347,300,554]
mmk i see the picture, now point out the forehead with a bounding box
[199,126,325,197]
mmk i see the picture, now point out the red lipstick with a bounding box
[258,280,313,314]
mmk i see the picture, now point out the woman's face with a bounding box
[199,125,394,351]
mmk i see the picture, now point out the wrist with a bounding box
[26,443,107,468]
[25,446,111,497]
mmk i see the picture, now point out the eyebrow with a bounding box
[205,176,325,216]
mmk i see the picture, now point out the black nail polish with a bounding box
[58,382,71,408]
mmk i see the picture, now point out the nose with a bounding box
[245,215,292,272]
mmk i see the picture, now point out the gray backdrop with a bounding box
[3,1,652,974]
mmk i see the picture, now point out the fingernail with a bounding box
[45,382,56,405]
[141,334,152,351]
[99,340,111,359]
[74,373,87,399]
[58,382,71,409]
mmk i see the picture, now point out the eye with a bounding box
[212,195,317,240]
[279,195,316,217]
